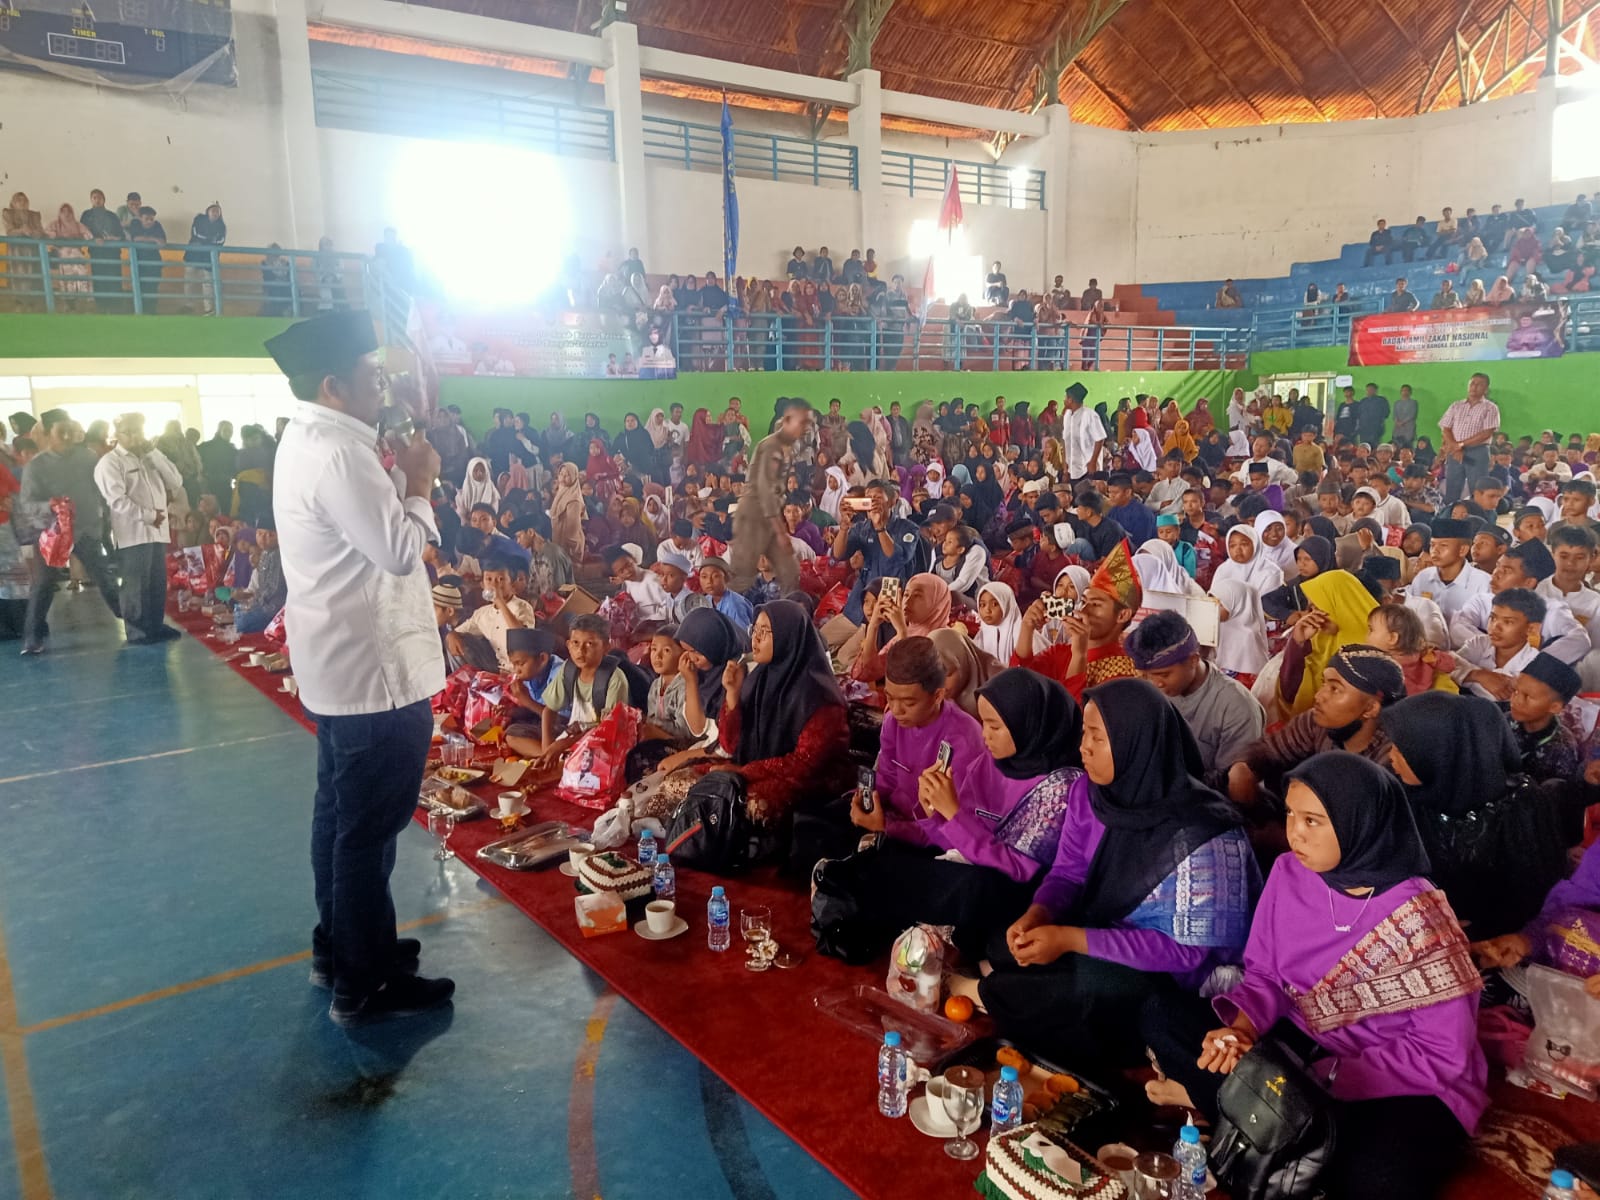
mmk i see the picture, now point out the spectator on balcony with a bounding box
[260,245,292,317]
[812,246,835,283]
[374,227,415,293]
[834,283,865,370]
[1081,301,1108,369]
[1363,219,1395,267]
[1384,277,1419,313]
[1428,207,1460,258]
[1457,236,1489,276]
[79,190,126,310]
[1487,275,1515,304]
[841,250,867,287]
[1216,279,1243,308]
[1463,278,1487,306]
[881,274,912,368]
[183,203,226,315]
[127,208,167,307]
[3,193,45,309]
[671,273,696,311]
[1521,273,1549,303]
[1474,204,1505,253]
[1430,279,1463,310]
[1035,291,1064,368]
[1506,197,1539,249]
[314,235,344,312]
[1303,281,1320,307]
[786,247,809,280]
[1564,194,1592,228]
[44,203,92,311]
[985,261,1009,307]
[1399,215,1429,263]
[1545,228,1578,278]
[1049,275,1072,310]
[863,248,879,280]
[1330,282,1352,311]
[618,245,645,282]
[1081,278,1104,310]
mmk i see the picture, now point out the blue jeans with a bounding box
[1060,538,1098,562]
[234,604,278,634]
[306,699,432,1002]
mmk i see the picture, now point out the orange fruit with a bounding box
[1025,1090,1054,1112]
[996,1047,1028,1071]
[1044,1074,1080,1097]
[943,995,975,1023]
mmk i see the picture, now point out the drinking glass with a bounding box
[939,1066,985,1160]
[428,808,458,861]
[1132,1152,1180,1199]
[739,905,772,944]
[443,734,470,769]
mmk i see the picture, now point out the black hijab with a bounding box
[1306,515,1341,543]
[1198,431,1226,470]
[1285,751,1432,895]
[974,667,1082,780]
[1078,678,1243,927]
[614,415,656,474]
[1380,692,1520,820]
[676,606,747,719]
[735,599,844,764]
[1296,534,1335,577]
[1403,523,1432,554]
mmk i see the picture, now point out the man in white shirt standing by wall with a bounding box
[266,311,454,1027]
[1438,371,1500,505]
[1061,381,1103,485]
[92,412,183,645]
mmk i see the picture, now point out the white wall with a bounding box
[1060,123,1137,290]
[1129,91,1555,282]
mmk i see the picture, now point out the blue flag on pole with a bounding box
[721,92,740,314]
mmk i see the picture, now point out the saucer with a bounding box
[634,916,688,941]
[492,803,531,820]
[909,1095,956,1138]
[559,861,582,877]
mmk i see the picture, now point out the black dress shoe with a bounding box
[329,973,455,1027]
[152,626,184,642]
[309,938,421,989]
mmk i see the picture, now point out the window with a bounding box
[197,374,297,437]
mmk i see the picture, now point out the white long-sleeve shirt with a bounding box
[273,401,445,717]
[1408,563,1491,621]
[1447,590,1589,665]
[93,444,182,548]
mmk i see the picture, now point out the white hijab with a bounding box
[1127,426,1159,472]
[1136,538,1206,598]
[1227,389,1248,432]
[1209,578,1270,676]
[976,581,1023,665]
[1253,511,1298,572]
[1210,524,1285,594]
[456,456,501,520]
[645,408,671,449]
[1036,565,1092,647]
[820,466,849,521]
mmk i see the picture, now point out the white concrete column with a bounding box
[270,0,325,247]
[1040,103,1072,283]
[1531,74,1559,207]
[847,68,882,255]
[602,21,650,263]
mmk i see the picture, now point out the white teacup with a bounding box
[920,1077,958,1134]
[248,651,266,667]
[568,842,597,870]
[644,900,676,934]
[496,790,524,816]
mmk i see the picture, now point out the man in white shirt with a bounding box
[1145,455,1189,515]
[1360,477,1409,529]
[266,311,454,1027]
[1061,381,1103,482]
[1446,539,1589,667]
[1407,517,1491,621]
[1438,371,1500,504]
[1451,588,1545,700]
[1230,434,1298,488]
[92,413,183,645]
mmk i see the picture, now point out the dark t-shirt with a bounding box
[1068,515,1127,562]
[129,221,167,261]
[184,214,226,264]
[80,207,123,240]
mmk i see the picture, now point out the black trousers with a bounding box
[308,699,432,1003]
[23,535,122,646]
[1139,993,1470,1200]
[978,927,1178,1074]
[115,542,168,641]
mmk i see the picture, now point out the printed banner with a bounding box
[1349,302,1568,366]
[417,302,675,380]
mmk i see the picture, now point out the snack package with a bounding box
[813,581,851,625]
[37,496,76,568]
[462,671,515,732]
[1524,962,1600,1101]
[556,704,642,808]
[887,923,954,1014]
[597,589,639,650]
[574,891,627,938]
[262,607,287,646]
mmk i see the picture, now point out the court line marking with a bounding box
[568,989,618,1200]
[18,896,507,1038]
[0,731,301,788]
[0,914,52,1200]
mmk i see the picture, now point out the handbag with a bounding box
[1209,1039,1335,1200]
[664,770,778,874]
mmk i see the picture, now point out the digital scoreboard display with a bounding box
[0,0,234,85]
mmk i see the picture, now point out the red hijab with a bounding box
[586,438,619,480]
[687,409,722,465]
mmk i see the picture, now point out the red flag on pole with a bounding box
[922,165,965,315]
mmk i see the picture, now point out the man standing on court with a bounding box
[266,311,454,1026]
[1439,371,1500,505]
[730,397,810,593]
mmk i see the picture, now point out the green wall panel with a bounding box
[0,314,297,358]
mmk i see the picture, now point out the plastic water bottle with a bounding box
[652,852,676,901]
[990,1065,1023,1134]
[1545,1169,1579,1200]
[637,829,656,868]
[877,1031,909,1118]
[1172,1121,1207,1199]
[707,886,730,951]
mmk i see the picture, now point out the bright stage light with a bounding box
[392,140,571,307]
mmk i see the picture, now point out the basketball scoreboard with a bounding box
[0,0,234,85]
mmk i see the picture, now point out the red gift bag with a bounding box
[432,665,476,723]
[462,671,514,731]
[37,497,75,568]
[262,608,287,646]
[814,581,851,624]
[556,705,641,808]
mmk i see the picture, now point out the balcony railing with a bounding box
[641,116,857,188]
[1248,297,1382,351]
[311,69,616,161]
[881,152,1045,210]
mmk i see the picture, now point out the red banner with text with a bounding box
[1349,302,1567,366]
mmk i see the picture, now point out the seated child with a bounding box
[1474,832,1600,993]
[1366,602,1456,696]
[502,626,567,740]
[508,614,628,765]
[433,579,463,670]
[233,517,285,634]
[447,556,540,672]
[1509,651,1584,782]
[1451,588,1545,700]
[640,626,690,742]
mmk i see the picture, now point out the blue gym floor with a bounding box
[0,594,856,1200]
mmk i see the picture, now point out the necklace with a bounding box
[1329,888,1376,934]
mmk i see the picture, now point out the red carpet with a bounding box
[175,608,1600,1199]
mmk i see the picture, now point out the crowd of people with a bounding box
[11,330,1600,1195]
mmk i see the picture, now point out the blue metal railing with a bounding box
[1248,297,1383,350]
[640,116,857,188]
[665,312,1248,373]
[0,236,380,320]
[311,69,616,161]
[881,151,1046,210]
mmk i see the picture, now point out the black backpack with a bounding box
[664,771,779,874]
[1209,1040,1335,1200]
[561,652,651,713]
